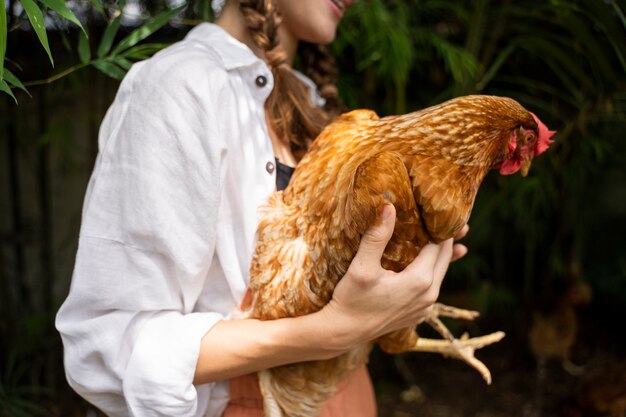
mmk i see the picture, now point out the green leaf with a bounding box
[112,56,133,70]
[20,0,54,66]
[89,0,104,15]
[583,1,626,73]
[111,5,185,55]
[38,0,86,36]
[562,11,616,83]
[78,30,90,63]
[476,42,517,92]
[0,79,17,102]
[612,0,626,31]
[92,59,126,79]
[465,0,488,56]
[97,15,121,57]
[516,35,592,100]
[120,43,168,60]
[0,0,7,83]
[3,68,29,95]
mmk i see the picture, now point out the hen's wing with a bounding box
[347,151,502,358]
[347,151,427,271]
[346,151,424,353]
[406,156,480,243]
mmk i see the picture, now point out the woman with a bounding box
[56,0,468,416]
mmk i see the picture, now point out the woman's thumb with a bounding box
[354,204,396,265]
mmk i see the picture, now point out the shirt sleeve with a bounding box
[56,46,233,416]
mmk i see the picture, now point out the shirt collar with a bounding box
[184,22,324,107]
[185,22,265,71]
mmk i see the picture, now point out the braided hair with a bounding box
[238,0,345,157]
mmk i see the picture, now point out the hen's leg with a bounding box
[409,330,505,384]
[349,154,505,383]
[408,302,505,384]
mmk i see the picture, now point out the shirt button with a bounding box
[255,75,268,87]
[266,161,275,174]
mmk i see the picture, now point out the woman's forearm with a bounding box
[193,309,354,384]
[194,206,468,385]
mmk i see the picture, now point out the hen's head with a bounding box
[498,111,555,177]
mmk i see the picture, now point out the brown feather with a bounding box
[248,94,548,416]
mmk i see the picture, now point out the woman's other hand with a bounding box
[321,204,468,351]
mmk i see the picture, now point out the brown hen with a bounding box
[248,94,555,417]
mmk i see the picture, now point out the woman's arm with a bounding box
[194,204,468,384]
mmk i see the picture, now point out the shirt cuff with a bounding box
[123,311,223,416]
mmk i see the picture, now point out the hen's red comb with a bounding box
[531,112,556,155]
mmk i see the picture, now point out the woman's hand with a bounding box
[451,223,469,261]
[195,204,469,382]
[320,204,468,351]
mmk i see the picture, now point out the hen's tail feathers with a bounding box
[257,348,370,417]
[259,369,283,417]
[257,363,343,417]
[410,303,505,384]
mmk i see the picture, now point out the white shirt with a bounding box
[55,23,305,417]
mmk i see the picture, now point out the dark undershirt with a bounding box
[275,158,295,191]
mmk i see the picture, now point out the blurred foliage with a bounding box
[1,352,51,417]
[333,0,626,319]
[1,0,625,414]
[1,0,184,100]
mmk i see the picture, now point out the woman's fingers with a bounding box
[433,238,454,279]
[451,243,468,262]
[450,224,469,262]
[454,224,469,240]
[350,204,396,276]
[402,241,448,290]
[332,209,471,343]
[352,213,469,276]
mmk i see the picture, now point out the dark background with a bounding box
[1,0,625,416]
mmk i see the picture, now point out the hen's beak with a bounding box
[520,159,531,177]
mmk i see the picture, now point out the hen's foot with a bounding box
[424,303,479,340]
[411,303,505,384]
[408,331,505,384]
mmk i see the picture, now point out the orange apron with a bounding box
[222,365,377,417]
[225,289,377,416]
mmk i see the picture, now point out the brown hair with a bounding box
[238,0,345,157]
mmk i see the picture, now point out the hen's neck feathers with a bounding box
[285,95,534,208]
[373,95,533,167]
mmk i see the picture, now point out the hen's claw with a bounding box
[431,302,480,320]
[409,331,505,384]
[411,302,505,384]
